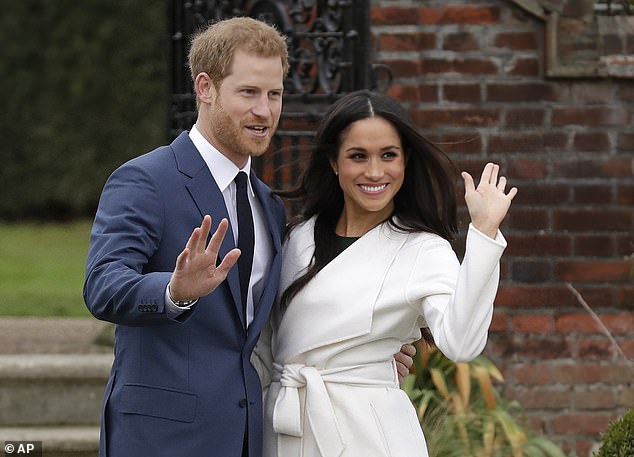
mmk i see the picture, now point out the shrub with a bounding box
[0,0,167,219]
[593,409,634,457]
[403,346,566,457]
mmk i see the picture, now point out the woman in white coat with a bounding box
[256,90,517,457]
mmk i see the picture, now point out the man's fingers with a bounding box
[207,218,229,256]
[175,248,190,272]
[216,248,241,276]
[198,215,212,252]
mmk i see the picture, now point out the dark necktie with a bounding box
[235,171,254,329]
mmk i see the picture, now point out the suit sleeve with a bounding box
[406,224,507,362]
[83,162,186,326]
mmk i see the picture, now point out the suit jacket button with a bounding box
[238,398,247,408]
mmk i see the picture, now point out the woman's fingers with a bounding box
[461,171,475,194]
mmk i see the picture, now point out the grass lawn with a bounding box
[0,221,93,316]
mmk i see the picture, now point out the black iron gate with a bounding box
[168,0,390,189]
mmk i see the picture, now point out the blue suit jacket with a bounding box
[84,132,286,457]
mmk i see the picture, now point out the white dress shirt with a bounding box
[165,125,273,327]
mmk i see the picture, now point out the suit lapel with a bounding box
[170,132,243,327]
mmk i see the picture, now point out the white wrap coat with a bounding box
[254,217,507,457]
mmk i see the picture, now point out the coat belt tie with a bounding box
[271,360,398,457]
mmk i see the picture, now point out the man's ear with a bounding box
[194,72,216,105]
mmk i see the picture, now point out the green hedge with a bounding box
[0,0,168,219]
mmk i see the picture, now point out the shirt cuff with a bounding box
[164,286,198,317]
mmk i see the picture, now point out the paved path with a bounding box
[0,318,111,354]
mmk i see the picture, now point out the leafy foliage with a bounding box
[402,346,566,457]
[593,409,634,457]
[0,0,168,219]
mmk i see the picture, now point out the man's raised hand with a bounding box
[168,216,241,302]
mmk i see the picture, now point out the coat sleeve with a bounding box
[406,224,507,362]
[83,161,189,326]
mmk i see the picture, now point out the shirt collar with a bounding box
[189,124,253,194]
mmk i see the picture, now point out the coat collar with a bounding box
[274,218,409,362]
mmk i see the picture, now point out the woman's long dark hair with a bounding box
[278,90,459,322]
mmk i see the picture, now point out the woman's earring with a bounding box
[334,169,338,176]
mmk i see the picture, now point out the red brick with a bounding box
[488,132,567,153]
[553,209,632,231]
[443,32,479,52]
[570,84,616,103]
[573,132,612,152]
[371,7,420,25]
[554,260,632,281]
[553,158,633,178]
[552,107,630,127]
[508,57,540,76]
[513,183,569,205]
[602,313,634,334]
[575,440,596,457]
[378,59,421,77]
[573,235,615,256]
[505,386,571,409]
[386,84,421,102]
[510,260,552,282]
[511,314,554,333]
[495,335,571,360]
[551,362,634,384]
[419,58,499,76]
[573,185,613,204]
[616,286,634,308]
[411,108,501,128]
[506,159,547,179]
[487,83,557,102]
[555,314,602,333]
[418,84,439,103]
[443,83,481,102]
[552,414,615,435]
[419,6,501,25]
[615,234,634,256]
[425,133,482,154]
[577,339,615,359]
[622,339,634,359]
[618,132,634,151]
[618,84,634,102]
[453,58,498,75]
[506,108,545,127]
[494,32,539,50]
[573,388,618,410]
[617,387,634,408]
[569,285,620,309]
[419,58,454,74]
[510,363,554,385]
[505,233,572,256]
[378,32,436,51]
[506,208,549,231]
[490,311,508,333]
[495,285,575,308]
[617,185,634,204]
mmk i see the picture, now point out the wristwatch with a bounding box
[168,284,198,307]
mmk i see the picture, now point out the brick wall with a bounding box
[370,1,634,455]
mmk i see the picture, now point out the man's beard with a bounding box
[210,99,277,158]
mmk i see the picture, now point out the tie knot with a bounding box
[235,171,249,190]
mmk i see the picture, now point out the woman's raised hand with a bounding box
[461,163,518,238]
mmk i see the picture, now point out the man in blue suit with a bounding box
[84,17,289,457]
